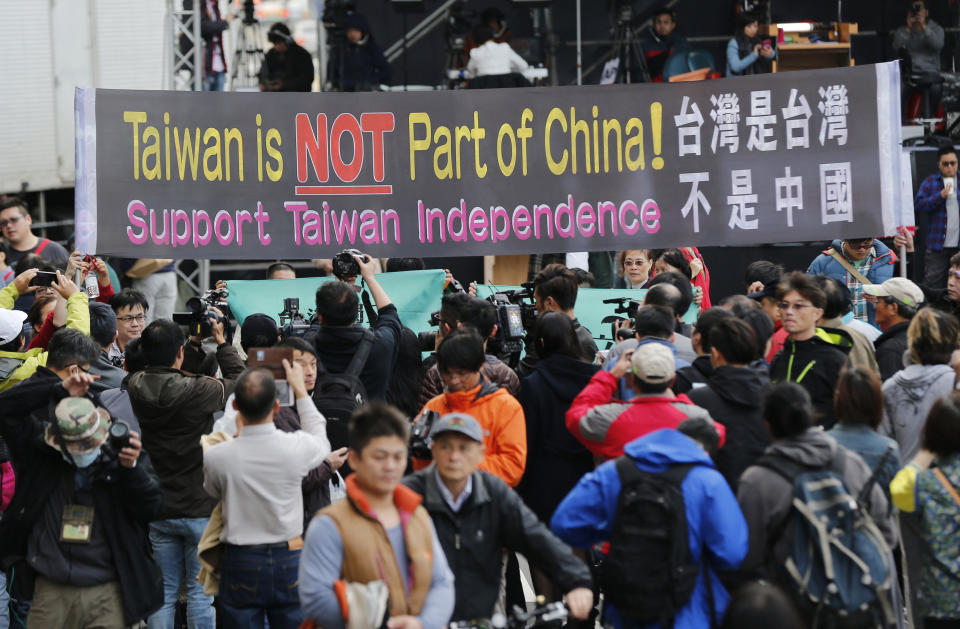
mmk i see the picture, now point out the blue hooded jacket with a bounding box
[806,239,896,325]
[551,429,748,629]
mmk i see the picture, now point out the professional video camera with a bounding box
[241,0,257,25]
[279,297,318,339]
[601,296,643,340]
[485,283,537,367]
[174,289,230,338]
[410,409,440,459]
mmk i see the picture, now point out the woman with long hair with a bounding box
[726,12,775,76]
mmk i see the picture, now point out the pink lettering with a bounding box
[285,202,309,245]
[192,210,212,247]
[214,210,234,246]
[171,209,191,247]
[513,205,532,240]
[126,200,148,245]
[619,201,640,235]
[490,206,509,243]
[641,199,661,234]
[468,206,489,241]
[576,202,597,237]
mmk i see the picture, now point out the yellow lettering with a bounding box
[223,128,244,182]
[570,107,590,175]
[625,118,645,172]
[518,109,533,176]
[545,108,568,176]
[408,113,431,181]
[202,128,223,181]
[141,126,161,180]
[433,126,453,180]
[603,119,623,173]
[175,127,202,180]
[266,128,283,181]
[123,111,147,180]
[471,111,487,178]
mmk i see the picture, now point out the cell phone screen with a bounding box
[30,271,57,287]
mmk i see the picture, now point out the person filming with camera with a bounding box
[126,316,244,628]
[412,329,526,487]
[308,250,402,403]
[0,328,164,627]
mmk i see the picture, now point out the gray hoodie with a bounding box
[882,363,955,461]
[737,428,896,576]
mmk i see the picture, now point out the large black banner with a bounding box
[75,62,902,259]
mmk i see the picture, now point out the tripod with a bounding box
[610,5,650,84]
[231,18,265,90]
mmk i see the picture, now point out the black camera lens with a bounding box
[109,421,130,452]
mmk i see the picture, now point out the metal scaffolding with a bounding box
[164,0,210,294]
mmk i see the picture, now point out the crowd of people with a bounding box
[2,174,960,629]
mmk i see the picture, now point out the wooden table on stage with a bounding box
[773,42,853,73]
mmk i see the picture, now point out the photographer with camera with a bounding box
[0,268,91,392]
[413,329,526,487]
[309,251,402,402]
[418,293,520,409]
[259,23,315,92]
[518,264,598,378]
[0,328,164,627]
[403,412,593,623]
[127,318,243,629]
[893,0,944,119]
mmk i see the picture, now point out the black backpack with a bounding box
[312,330,375,453]
[601,457,703,628]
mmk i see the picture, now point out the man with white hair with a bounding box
[566,340,723,461]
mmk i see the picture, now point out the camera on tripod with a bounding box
[174,289,229,337]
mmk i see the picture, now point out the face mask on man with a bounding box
[62,448,100,468]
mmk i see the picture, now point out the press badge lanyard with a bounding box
[61,469,95,544]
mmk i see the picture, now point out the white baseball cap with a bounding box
[0,309,26,345]
[630,341,676,384]
[862,277,925,309]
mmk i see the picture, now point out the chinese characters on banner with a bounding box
[677,85,853,233]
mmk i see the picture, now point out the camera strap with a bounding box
[346,331,375,377]
[360,280,378,325]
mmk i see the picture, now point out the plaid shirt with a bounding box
[841,248,876,323]
[916,173,950,250]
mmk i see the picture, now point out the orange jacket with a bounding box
[414,379,527,487]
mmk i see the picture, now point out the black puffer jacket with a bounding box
[769,328,853,428]
[874,321,909,382]
[0,368,164,625]
[687,364,771,489]
[403,467,592,622]
[516,353,598,523]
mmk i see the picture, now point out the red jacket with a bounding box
[565,370,724,461]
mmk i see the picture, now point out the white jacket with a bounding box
[466,41,529,78]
